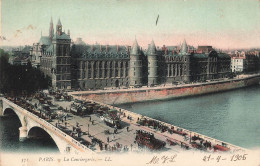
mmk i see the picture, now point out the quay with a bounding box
[69,74,260,105]
[0,90,246,154]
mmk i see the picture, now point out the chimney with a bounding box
[67,29,70,37]
[165,47,168,55]
[116,45,119,52]
[106,45,109,52]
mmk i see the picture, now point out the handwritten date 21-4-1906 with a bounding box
[203,153,248,163]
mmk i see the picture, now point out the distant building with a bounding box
[244,52,260,73]
[230,51,259,73]
[30,18,231,90]
[196,46,215,54]
[9,46,31,65]
[231,57,245,72]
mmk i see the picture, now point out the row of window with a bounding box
[41,59,53,68]
[57,57,71,64]
[79,68,128,79]
[167,64,184,76]
[56,74,71,81]
[57,66,70,73]
[165,56,188,62]
[57,45,70,57]
[78,60,129,69]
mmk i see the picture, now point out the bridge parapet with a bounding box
[76,96,246,153]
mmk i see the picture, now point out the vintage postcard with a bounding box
[0,0,260,165]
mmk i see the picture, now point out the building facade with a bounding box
[70,41,131,90]
[9,46,31,66]
[31,18,71,89]
[31,18,231,90]
[230,51,260,73]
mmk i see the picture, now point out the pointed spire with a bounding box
[57,17,62,26]
[131,38,140,55]
[56,17,62,35]
[180,39,188,54]
[49,17,54,39]
[67,29,70,36]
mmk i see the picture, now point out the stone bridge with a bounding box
[0,97,93,154]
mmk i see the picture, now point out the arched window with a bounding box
[110,61,113,77]
[99,61,102,77]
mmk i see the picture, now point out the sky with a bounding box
[1,0,260,49]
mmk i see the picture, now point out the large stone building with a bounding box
[31,18,231,90]
[31,18,71,89]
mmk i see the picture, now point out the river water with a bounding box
[0,115,59,153]
[119,85,260,149]
[0,85,259,153]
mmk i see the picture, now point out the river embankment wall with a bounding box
[70,74,260,105]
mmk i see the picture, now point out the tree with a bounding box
[0,49,51,96]
[0,49,10,92]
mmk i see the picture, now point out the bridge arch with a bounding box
[3,108,23,127]
[27,126,59,152]
[1,99,83,154]
[27,125,72,153]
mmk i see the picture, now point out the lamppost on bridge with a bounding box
[88,124,89,135]
[190,131,191,144]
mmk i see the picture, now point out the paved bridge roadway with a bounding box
[0,97,93,154]
[0,95,246,154]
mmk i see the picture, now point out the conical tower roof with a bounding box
[147,40,157,55]
[130,38,140,55]
[180,39,188,54]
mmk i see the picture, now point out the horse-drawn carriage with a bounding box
[100,109,121,129]
[213,144,230,152]
[135,130,166,150]
[70,102,93,116]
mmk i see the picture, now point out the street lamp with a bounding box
[88,124,90,135]
[190,131,191,144]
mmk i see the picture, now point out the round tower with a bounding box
[129,39,142,87]
[147,40,158,86]
[180,39,191,83]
